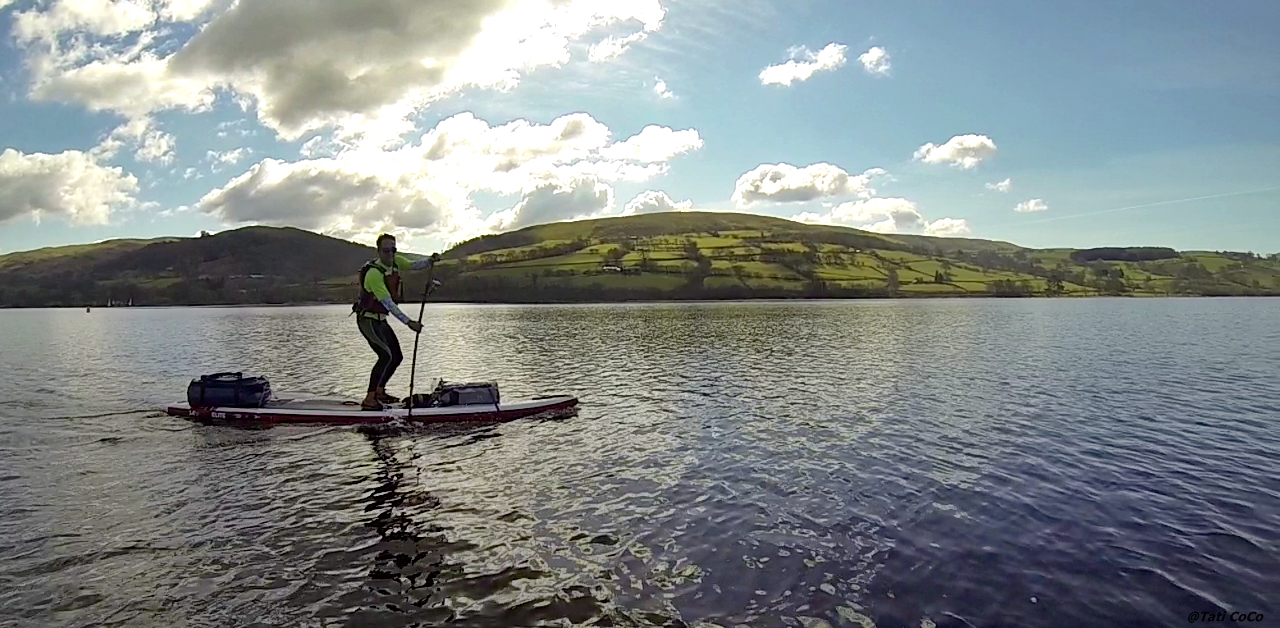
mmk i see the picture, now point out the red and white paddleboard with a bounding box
[165,392,579,425]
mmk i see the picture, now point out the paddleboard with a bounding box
[165,392,578,425]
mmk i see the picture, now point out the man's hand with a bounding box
[407,321,424,334]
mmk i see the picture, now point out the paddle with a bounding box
[406,256,441,421]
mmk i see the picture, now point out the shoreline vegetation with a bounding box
[6,292,1272,312]
[2,212,1278,308]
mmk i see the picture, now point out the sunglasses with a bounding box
[380,246,396,254]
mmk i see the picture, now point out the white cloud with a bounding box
[622,190,692,215]
[760,43,847,86]
[488,175,615,231]
[0,148,139,226]
[195,157,453,233]
[791,196,969,237]
[1014,198,1048,213]
[13,0,156,43]
[157,0,217,22]
[206,148,250,171]
[585,3,664,62]
[913,134,998,169]
[33,57,218,121]
[834,197,924,233]
[18,0,670,145]
[588,32,647,62]
[653,77,674,99]
[858,46,890,76]
[985,178,1012,193]
[90,116,176,165]
[733,162,886,207]
[599,125,703,163]
[192,110,700,245]
[923,217,970,236]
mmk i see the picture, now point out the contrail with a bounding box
[1008,186,1280,227]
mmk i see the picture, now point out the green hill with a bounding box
[426,211,1280,301]
[0,226,391,307]
[1,212,1278,307]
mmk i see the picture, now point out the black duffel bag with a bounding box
[187,372,272,408]
[408,380,500,408]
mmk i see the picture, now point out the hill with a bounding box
[0,226,391,307]
[427,211,1280,301]
[1,212,1278,307]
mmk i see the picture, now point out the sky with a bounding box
[0,0,1277,257]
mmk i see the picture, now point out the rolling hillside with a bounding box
[425,212,1280,302]
[0,226,397,307]
[1,213,1278,307]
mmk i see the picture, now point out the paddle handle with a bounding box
[406,263,436,419]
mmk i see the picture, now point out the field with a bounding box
[434,217,1280,299]
[2,211,1277,307]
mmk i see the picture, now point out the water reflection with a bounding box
[2,299,1278,628]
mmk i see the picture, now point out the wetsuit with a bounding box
[357,254,434,394]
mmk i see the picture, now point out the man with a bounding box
[353,233,440,410]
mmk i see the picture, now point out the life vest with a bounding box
[354,259,402,315]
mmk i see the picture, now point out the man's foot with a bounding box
[375,390,400,404]
[361,393,384,411]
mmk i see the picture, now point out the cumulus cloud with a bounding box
[599,125,703,163]
[1014,198,1048,213]
[622,190,692,215]
[34,58,218,121]
[0,148,139,225]
[733,162,886,207]
[858,46,890,76]
[195,157,452,232]
[759,43,847,86]
[487,176,615,231]
[192,110,701,245]
[792,197,969,236]
[90,116,176,165]
[913,134,998,169]
[985,178,1012,193]
[653,77,674,99]
[588,31,650,62]
[18,0,669,144]
[923,217,970,236]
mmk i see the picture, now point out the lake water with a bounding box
[1,298,1277,628]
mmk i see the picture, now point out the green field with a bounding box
[2,211,1278,307]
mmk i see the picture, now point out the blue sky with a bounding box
[0,0,1277,257]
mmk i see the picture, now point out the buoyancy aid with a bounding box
[353,259,403,315]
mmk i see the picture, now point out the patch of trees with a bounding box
[986,279,1034,297]
[457,238,594,270]
[432,273,893,303]
[750,230,895,254]
[447,231,538,258]
[1069,247,1180,263]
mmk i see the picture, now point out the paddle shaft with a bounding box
[407,265,436,420]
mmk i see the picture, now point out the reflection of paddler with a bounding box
[351,233,440,411]
[357,428,451,617]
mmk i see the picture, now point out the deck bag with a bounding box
[410,381,499,408]
[187,372,272,408]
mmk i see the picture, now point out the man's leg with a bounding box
[357,315,395,408]
[373,320,403,399]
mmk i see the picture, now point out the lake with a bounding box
[1,298,1276,628]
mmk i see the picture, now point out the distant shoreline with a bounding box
[5,292,1275,310]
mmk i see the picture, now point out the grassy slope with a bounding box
[0,226,391,306]
[434,211,1280,299]
[1,212,1277,306]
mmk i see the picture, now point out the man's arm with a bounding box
[363,268,414,326]
[397,253,438,271]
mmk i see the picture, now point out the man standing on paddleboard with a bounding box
[353,233,439,410]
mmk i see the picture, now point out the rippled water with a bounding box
[1,298,1277,627]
